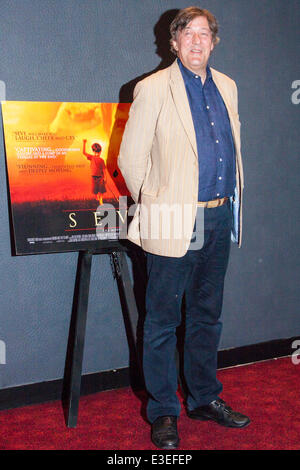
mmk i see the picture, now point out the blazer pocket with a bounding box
[141,188,157,197]
[141,183,167,198]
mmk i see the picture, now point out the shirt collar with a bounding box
[177,57,212,84]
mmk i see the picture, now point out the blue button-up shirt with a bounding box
[178,59,236,201]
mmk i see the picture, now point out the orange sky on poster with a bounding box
[2,101,131,203]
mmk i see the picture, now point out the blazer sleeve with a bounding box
[118,77,163,203]
[231,79,240,122]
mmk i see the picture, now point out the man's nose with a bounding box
[192,33,201,44]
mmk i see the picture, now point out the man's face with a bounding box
[172,16,214,75]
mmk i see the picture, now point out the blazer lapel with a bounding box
[169,61,198,157]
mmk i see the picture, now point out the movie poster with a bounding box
[2,101,132,255]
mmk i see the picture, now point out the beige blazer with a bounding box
[118,60,244,257]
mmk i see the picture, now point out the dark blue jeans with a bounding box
[143,201,232,423]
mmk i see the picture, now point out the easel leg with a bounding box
[113,251,139,344]
[64,251,93,428]
[111,251,144,388]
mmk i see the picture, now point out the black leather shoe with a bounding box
[187,398,250,428]
[151,416,179,449]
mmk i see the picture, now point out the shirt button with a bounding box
[206,105,210,109]
[211,122,214,126]
[217,193,220,197]
[216,139,219,143]
[218,176,222,180]
[219,158,223,161]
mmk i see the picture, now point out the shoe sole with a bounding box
[151,439,180,449]
[188,413,251,428]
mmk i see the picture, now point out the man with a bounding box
[118,6,249,449]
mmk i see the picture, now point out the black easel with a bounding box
[63,243,141,428]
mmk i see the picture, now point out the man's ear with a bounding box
[172,40,178,52]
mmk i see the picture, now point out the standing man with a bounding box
[118,6,250,449]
